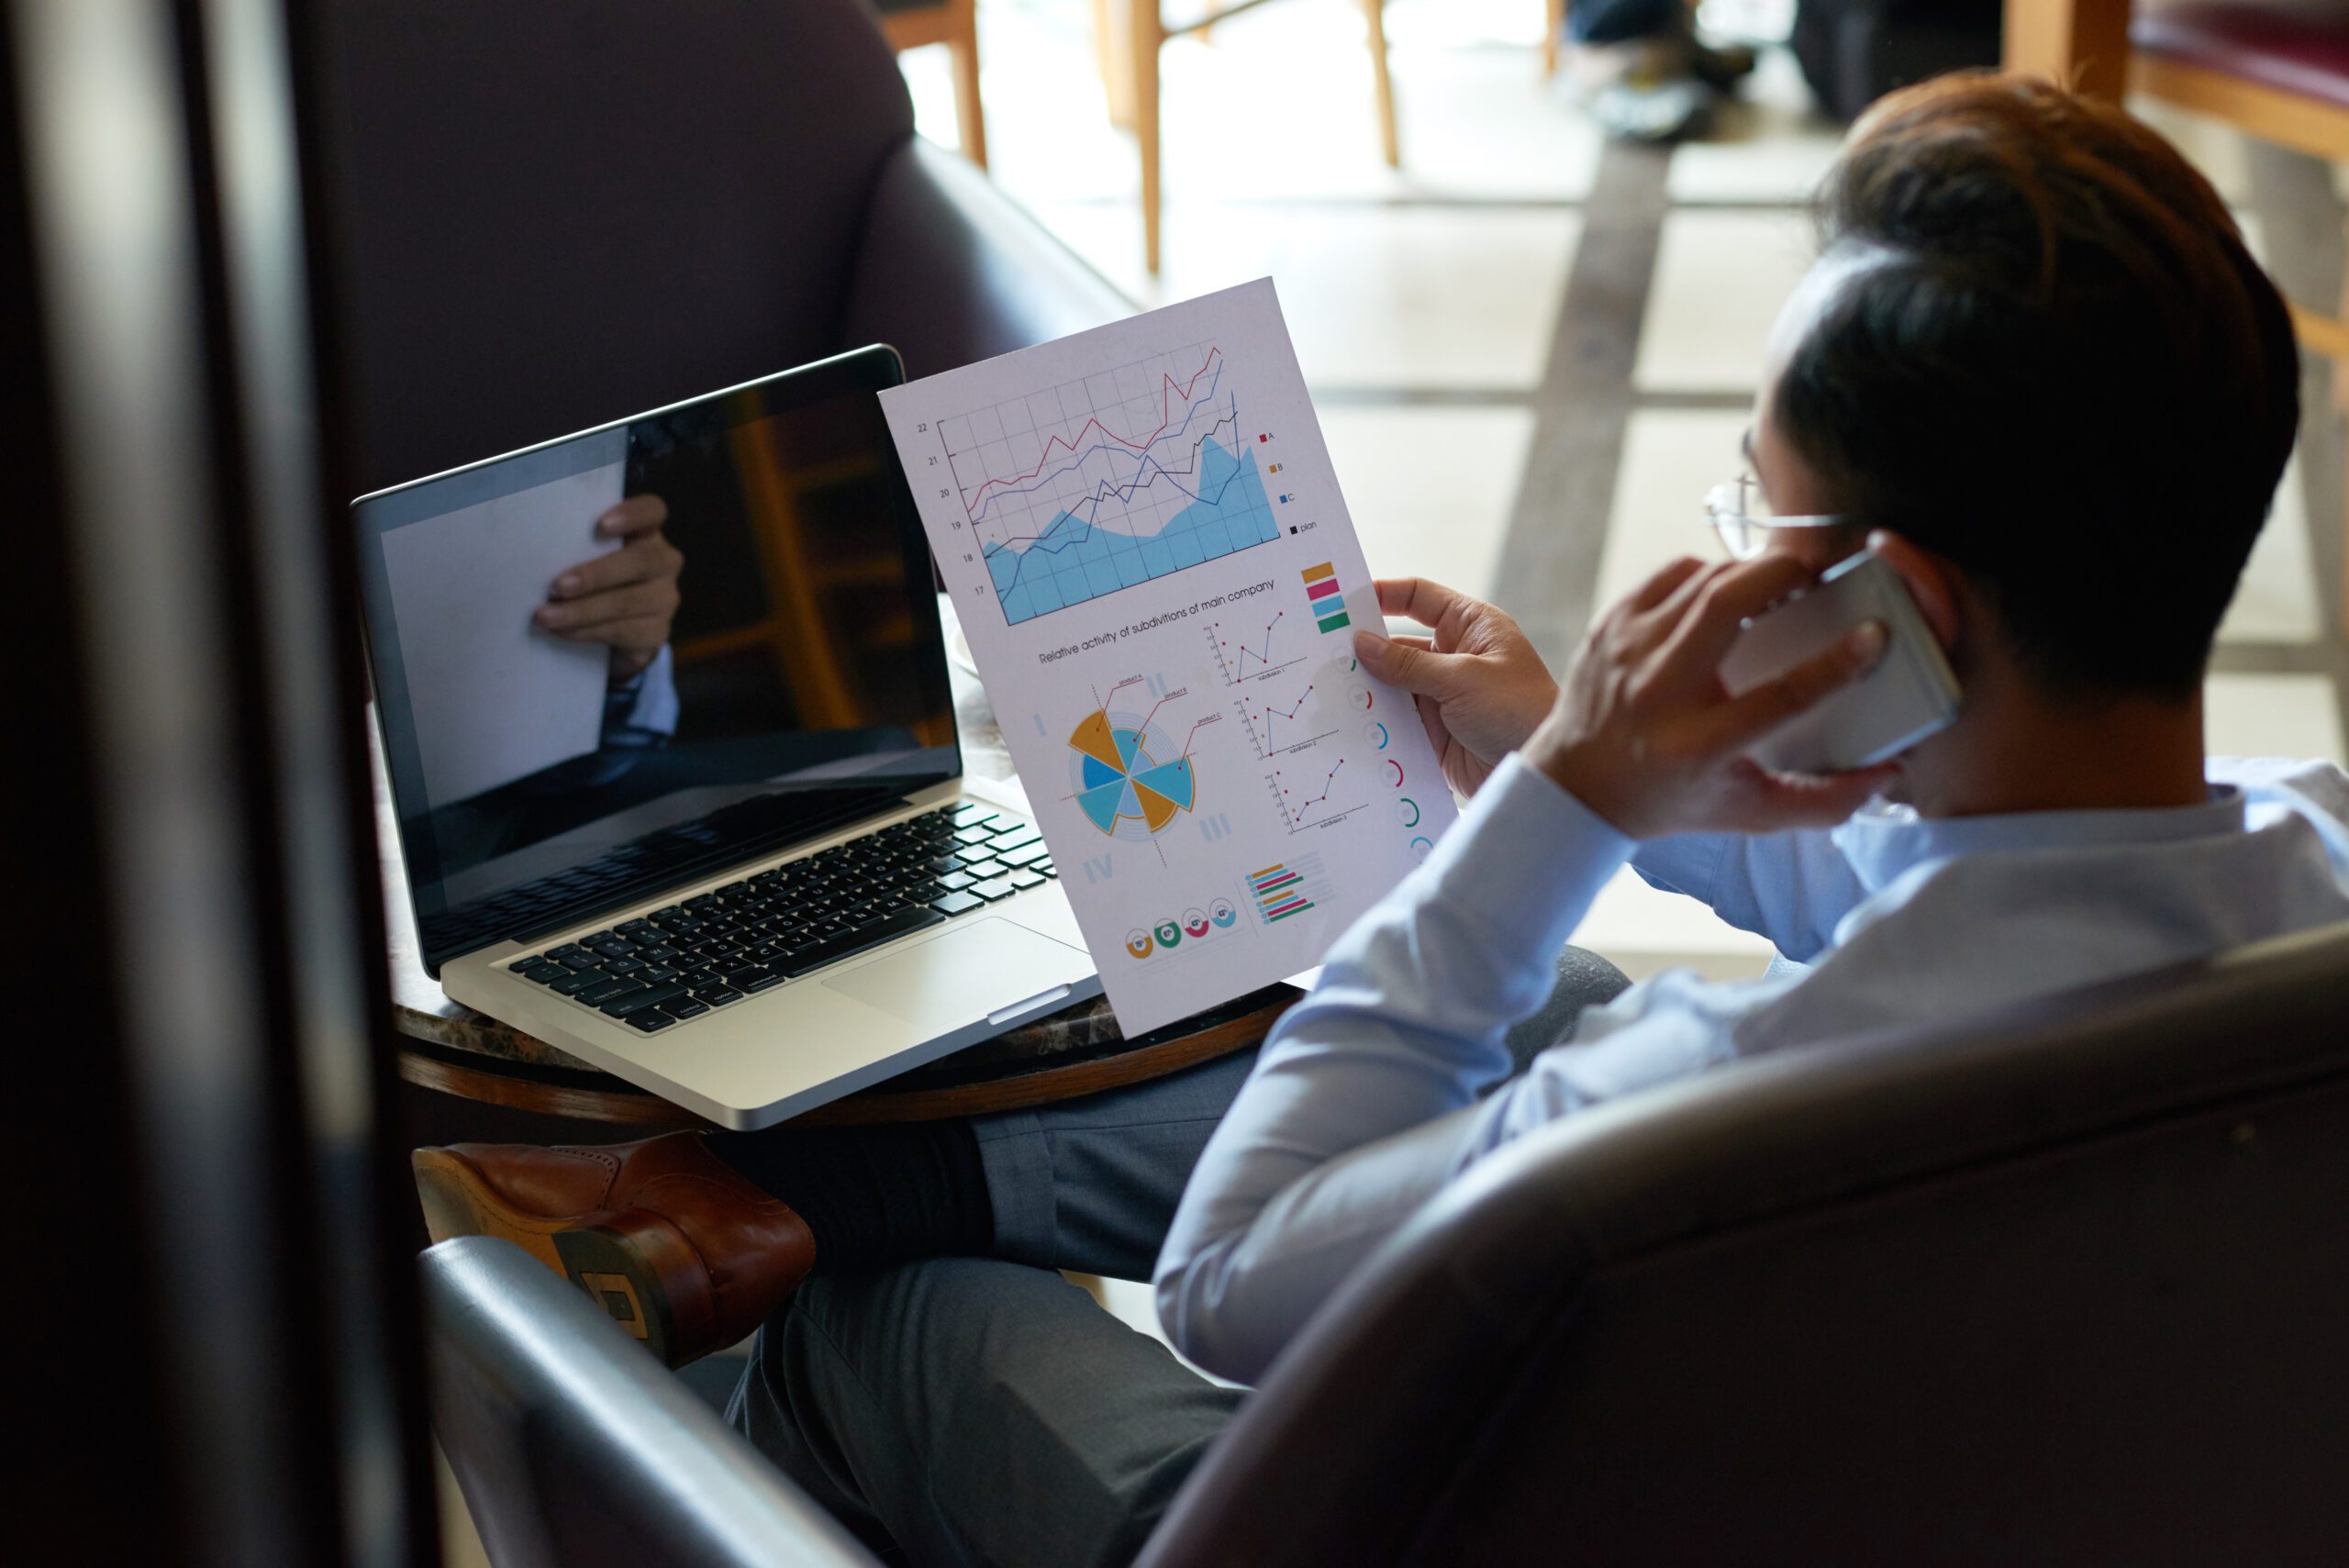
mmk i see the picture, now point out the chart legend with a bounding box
[1302,562,1350,634]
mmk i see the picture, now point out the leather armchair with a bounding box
[317,0,1128,498]
[426,1235,879,1568]
[426,922,2349,1565]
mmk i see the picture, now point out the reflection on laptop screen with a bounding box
[355,356,958,971]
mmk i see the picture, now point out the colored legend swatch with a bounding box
[1301,562,1350,634]
[1250,862,1315,923]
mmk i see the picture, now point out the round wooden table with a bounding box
[384,599,1294,1141]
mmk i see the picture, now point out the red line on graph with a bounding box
[1279,759,1346,819]
[1179,714,1221,759]
[1253,684,1313,747]
[1232,613,1283,674]
[961,348,1225,519]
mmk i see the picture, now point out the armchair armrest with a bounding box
[842,137,1132,378]
[421,1236,880,1568]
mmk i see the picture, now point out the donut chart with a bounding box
[1071,708,1197,837]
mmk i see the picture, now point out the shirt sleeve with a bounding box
[1631,827,1865,962]
[1152,753,1632,1382]
[601,643,679,746]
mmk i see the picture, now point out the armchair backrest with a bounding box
[423,1235,882,1568]
[316,0,913,495]
[1141,922,2349,1566]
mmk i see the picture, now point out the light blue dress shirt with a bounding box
[1154,751,2349,1382]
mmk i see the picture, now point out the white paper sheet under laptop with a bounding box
[879,280,1458,1035]
[353,349,1100,1129]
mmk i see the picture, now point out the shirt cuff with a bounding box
[1419,752,1634,967]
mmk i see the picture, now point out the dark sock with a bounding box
[706,1120,993,1272]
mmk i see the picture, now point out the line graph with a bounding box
[1235,680,1334,760]
[1268,757,1365,833]
[1208,610,1306,687]
[939,342,1282,627]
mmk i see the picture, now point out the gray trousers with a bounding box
[728,948,1631,1568]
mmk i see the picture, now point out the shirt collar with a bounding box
[1828,786,2249,896]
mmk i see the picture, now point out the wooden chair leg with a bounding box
[1093,0,1134,128]
[1544,0,1566,76]
[1365,0,1398,168]
[949,2,987,170]
[1130,0,1163,272]
[2000,0,2131,101]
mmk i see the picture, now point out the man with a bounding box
[416,75,2349,1565]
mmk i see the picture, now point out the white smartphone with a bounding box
[1716,549,1962,774]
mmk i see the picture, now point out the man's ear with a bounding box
[1866,530,1961,651]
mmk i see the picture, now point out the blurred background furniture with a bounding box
[2004,0,2349,618]
[1790,0,2006,120]
[318,0,1127,500]
[875,0,990,168]
[1091,0,1401,272]
[424,921,2349,1563]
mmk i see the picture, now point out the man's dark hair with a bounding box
[1774,73,2299,701]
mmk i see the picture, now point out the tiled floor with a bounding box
[1633,209,1814,392]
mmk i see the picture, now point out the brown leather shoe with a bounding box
[412,1132,814,1368]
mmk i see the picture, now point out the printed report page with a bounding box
[881,279,1458,1034]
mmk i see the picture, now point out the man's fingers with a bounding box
[550,614,671,654]
[596,493,669,539]
[1703,619,1888,751]
[536,580,676,633]
[1373,576,1469,629]
[1647,551,1821,677]
[1353,626,1463,695]
[551,536,676,599]
[1626,555,1709,615]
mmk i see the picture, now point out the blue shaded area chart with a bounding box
[941,341,1284,628]
[985,438,1278,625]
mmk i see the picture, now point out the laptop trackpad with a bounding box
[822,917,1091,1032]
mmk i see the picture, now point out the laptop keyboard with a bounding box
[501,802,1056,1033]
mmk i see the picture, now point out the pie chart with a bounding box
[1070,707,1197,838]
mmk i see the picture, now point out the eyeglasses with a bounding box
[1703,472,1848,561]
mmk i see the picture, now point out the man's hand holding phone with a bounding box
[1357,557,1895,840]
[1526,555,1893,839]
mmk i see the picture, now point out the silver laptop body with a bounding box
[354,349,1100,1129]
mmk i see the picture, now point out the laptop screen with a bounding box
[355,349,958,973]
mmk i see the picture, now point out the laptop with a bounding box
[354,347,1101,1129]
